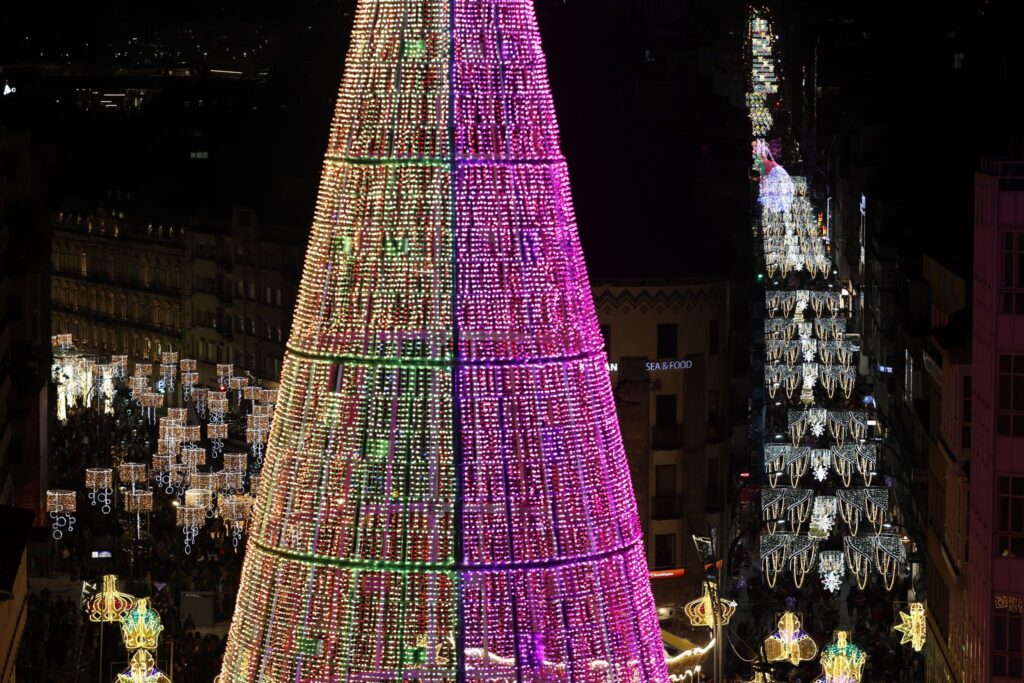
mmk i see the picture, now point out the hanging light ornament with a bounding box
[46,489,77,540]
[763,611,818,666]
[124,490,153,541]
[88,574,136,623]
[760,160,795,211]
[85,467,114,514]
[818,631,866,683]
[176,504,205,555]
[683,582,736,628]
[119,597,164,651]
[218,494,253,548]
[116,650,170,683]
[193,387,209,420]
[894,602,927,652]
[819,550,845,594]
[180,358,197,402]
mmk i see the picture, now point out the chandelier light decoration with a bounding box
[175,504,205,555]
[46,489,77,540]
[894,602,927,652]
[217,1,667,680]
[85,467,114,514]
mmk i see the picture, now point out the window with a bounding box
[657,323,678,359]
[994,600,1023,678]
[998,356,1024,436]
[655,394,677,428]
[655,465,676,497]
[653,534,676,569]
[1002,232,1024,314]
[248,282,256,300]
[265,286,272,305]
[275,289,282,306]
[709,319,720,355]
[79,251,88,277]
[998,476,1024,558]
[236,280,244,297]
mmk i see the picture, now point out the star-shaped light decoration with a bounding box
[894,602,927,652]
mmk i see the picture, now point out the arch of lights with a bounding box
[744,6,918,679]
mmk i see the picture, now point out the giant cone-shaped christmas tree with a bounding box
[219,1,667,680]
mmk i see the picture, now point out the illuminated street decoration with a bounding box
[216,1,666,680]
[115,650,170,683]
[819,551,845,594]
[46,489,77,540]
[120,598,164,651]
[89,574,136,623]
[85,467,114,515]
[817,631,866,683]
[763,611,818,665]
[175,504,205,555]
[894,602,926,652]
[684,583,737,628]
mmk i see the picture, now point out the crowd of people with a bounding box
[17,393,248,683]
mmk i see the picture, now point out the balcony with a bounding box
[651,496,681,520]
[651,424,684,451]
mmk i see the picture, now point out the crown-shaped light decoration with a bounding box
[116,649,170,683]
[894,602,926,652]
[120,598,164,651]
[684,582,737,628]
[88,575,135,623]
[818,631,866,682]
[764,611,818,666]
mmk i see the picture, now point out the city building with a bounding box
[594,279,731,605]
[896,254,971,683]
[188,209,303,386]
[50,205,190,363]
[966,158,1024,681]
[50,203,305,387]
[0,128,52,521]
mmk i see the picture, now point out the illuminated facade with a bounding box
[50,206,302,386]
[218,1,666,680]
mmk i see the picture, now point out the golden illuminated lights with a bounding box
[683,582,736,628]
[894,602,926,652]
[88,574,136,623]
[763,611,818,665]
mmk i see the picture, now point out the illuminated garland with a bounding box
[217,1,666,680]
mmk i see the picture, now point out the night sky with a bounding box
[4,0,1024,280]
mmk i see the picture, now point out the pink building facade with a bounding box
[968,159,1024,681]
